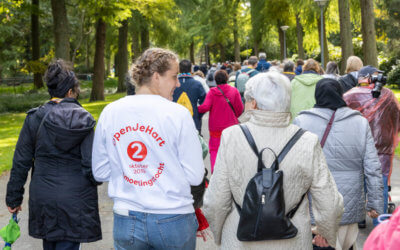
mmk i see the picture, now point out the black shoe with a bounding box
[358,220,366,229]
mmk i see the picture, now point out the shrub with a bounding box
[388,64,400,88]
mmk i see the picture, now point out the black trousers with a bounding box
[42,240,80,250]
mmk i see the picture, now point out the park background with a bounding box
[1,0,400,173]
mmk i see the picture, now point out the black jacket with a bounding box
[338,73,358,93]
[6,98,102,242]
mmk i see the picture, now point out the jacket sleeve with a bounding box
[310,140,344,248]
[92,111,112,182]
[198,92,213,114]
[198,83,206,105]
[81,128,101,185]
[6,114,35,208]
[233,89,244,117]
[177,110,205,186]
[203,131,232,245]
[363,123,384,214]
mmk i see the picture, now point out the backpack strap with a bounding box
[239,124,258,156]
[246,69,256,76]
[277,129,306,163]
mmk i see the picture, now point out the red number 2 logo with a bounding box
[127,141,148,162]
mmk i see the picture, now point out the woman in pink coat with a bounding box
[364,207,400,250]
[198,70,243,173]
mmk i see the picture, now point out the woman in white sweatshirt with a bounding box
[92,48,205,250]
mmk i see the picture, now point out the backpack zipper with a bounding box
[253,193,265,236]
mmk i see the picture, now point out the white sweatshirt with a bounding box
[92,94,205,214]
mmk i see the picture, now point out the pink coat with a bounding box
[198,84,243,132]
[364,207,400,250]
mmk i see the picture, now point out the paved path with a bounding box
[1,114,399,249]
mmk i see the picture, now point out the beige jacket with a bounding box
[203,110,344,250]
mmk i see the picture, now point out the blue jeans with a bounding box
[373,175,389,226]
[113,211,198,250]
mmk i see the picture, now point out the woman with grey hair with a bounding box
[203,72,343,249]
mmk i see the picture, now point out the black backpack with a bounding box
[234,124,307,241]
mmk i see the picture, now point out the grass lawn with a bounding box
[0,92,125,175]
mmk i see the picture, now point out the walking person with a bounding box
[6,60,102,250]
[344,65,400,227]
[290,59,323,119]
[172,59,206,133]
[92,48,205,250]
[323,61,340,80]
[293,78,384,250]
[198,70,243,173]
[338,56,363,93]
[203,72,343,249]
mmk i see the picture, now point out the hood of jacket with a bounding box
[293,73,323,86]
[210,84,232,96]
[43,98,95,152]
[298,106,361,123]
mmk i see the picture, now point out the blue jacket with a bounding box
[173,75,206,131]
[256,59,270,72]
[295,65,303,75]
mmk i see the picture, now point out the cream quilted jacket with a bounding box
[203,110,344,250]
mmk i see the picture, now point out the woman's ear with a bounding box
[252,99,258,109]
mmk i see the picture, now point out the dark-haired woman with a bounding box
[198,70,243,173]
[293,78,383,250]
[92,48,205,250]
[6,60,101,250]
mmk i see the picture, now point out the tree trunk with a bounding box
[131,25,140,62]
[360,0,378,67]
[219,43,226,62]
[190,41,195,64]
[140,19,150,52]
[278,22,285,61]
[117,20,128,92]
[50,0,70,61]
[317,12,329,69]
[253,41,259,58]
[106,54,111,78]
[233,0,241,62]
[90,18,106,102]
[338,0,354,74]
[31,0,43,89]
[296,14,305,60]
[205,44,210,66]
[85,33,90,70]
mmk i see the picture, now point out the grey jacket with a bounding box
[293,107,384,225]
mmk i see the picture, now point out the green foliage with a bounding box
[388,63,400,88]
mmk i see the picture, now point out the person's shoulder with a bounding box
[291,125,319,148]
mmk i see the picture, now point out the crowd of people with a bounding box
[5,47,400,250]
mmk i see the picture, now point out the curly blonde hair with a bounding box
[131,48,179,87]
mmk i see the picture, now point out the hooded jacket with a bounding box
[6,98,101,242]
[198,84,243,132]
[290,72,323,119]
[293,107,383,224]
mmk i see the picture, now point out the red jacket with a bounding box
[198,84,243,133]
